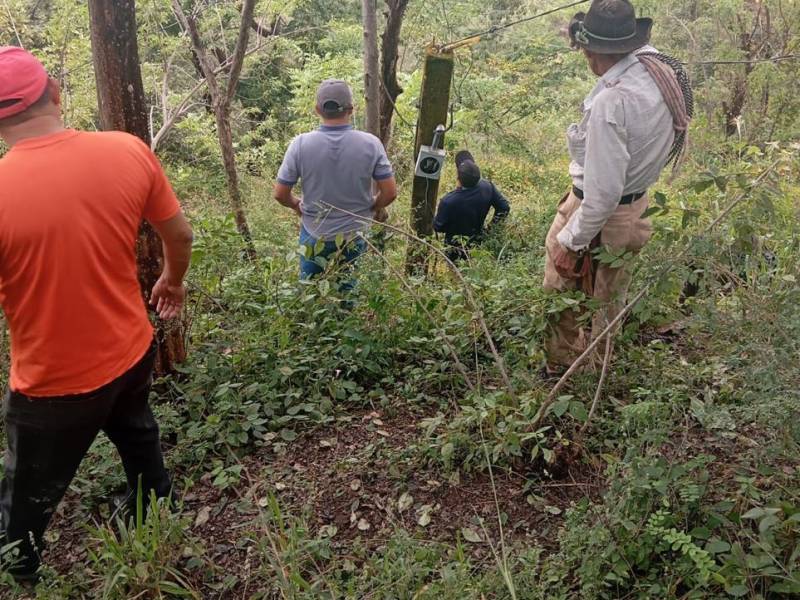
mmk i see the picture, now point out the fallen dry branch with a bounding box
[579,332,612,436]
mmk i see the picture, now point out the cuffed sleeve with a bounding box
[373,140,394,181]
[276,136,301,186]
[142,144,181,223]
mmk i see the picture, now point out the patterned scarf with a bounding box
[637,51,694,172]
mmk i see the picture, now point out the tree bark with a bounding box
[173,0,257,259]
[88,0,186,374]
[215,106,254,254]
[379,0,409,146]
[362,0,381,137]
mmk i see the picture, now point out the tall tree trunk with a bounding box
[88,0,186,374]
[173,0,257,259]
[215,104,255,255]
[379,0,409,146]
[362,0,380,137]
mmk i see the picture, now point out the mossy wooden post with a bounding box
[405,45,454,274]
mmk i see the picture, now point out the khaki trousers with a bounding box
[543,191,653,369]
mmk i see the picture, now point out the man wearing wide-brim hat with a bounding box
[542,0,691,374]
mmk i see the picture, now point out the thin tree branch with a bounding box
[226,0,256,104]
[172,0,221,100]
[579,332,612,436]
[151,25,326,151]
[249,15,282,38]
[152,77,207,150]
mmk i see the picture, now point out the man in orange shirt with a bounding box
[0,47,193,580]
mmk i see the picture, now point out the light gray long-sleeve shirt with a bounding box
[557,46,675,252]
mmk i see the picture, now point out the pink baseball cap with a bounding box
[0,46,49,120]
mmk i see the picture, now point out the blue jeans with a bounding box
[299,226,366,293]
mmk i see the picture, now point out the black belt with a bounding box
[572,186,646,206]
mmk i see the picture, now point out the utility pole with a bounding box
[405,45,454,274]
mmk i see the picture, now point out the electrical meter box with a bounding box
[414,145,446,180]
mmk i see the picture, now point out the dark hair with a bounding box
[457,160,481,188]
[0,84,52,125]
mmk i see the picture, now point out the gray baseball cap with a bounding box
[316,79,354,114]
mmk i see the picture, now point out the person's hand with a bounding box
[553,244,590,280]
[150,274,186,320]
[374,206,389,223]
[292,197,303,217]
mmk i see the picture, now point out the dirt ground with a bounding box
[42,405,603,597]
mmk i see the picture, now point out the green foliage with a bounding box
[2,1,800,598]
[87,492,199,599]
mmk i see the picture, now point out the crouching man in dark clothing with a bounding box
[433,151,510,262]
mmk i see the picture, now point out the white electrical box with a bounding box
[414,145,446,180]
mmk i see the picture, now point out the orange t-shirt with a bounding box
[0,129,181,397]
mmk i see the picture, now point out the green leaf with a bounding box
[705,539,731,554]
[640,206,662,219]
[727,584,749,597]
[441,442,454,462]
[770,581,800,594]
[741,507,766,520]
[280,428,297,442]
[569,401,588,422]
[681,209,700,229]
[759,514,780,534]
[551,397,570,418]
[693,178,715,193]
[690,527,711,540]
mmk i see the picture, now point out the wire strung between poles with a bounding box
[684,54,799,66]
[439,0,590,52]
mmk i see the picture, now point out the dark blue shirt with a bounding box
[433,179,510,245]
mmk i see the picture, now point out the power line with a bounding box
[439,0,590,51]
[684,54,799,66]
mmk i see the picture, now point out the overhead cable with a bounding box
[439,0,591,52]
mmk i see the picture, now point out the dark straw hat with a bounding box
[568,0,652,54]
